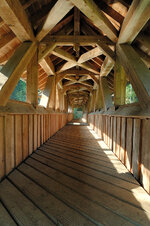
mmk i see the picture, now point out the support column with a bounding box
[95,84,104,110]
[91,90,96,112]
[100,76,113,111]
[48,76,56,110]
[39,75,55,108]
[117,44,150,109]
[87,93,92,113]
[64,94,68,113]
[27,48,38,107]
[114,57,126,106]
[55,85,60,111]
[0,42,37,106]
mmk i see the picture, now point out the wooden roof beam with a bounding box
[39,57,55,76]
[96,42,115,62]
[52,47,76,63]
[0,32,16,49]
[38,42,57,61]
[136,34,150,50]
[100,57,114,77]
[0,0,35,41]
[23,0,36,10]
[78,47,103,64]
[134,48,150,68]
[116,43,150,109]
[0,42,37,106]
[49,15,74,35]
[56,68,98,83]
[53,48,99,74]
[36,0,74,41]
[94,0,124,24]
[118,0,150,44]
[70,0,118,42]
[42,35,114,45]
[55,22,73,36]
[63,84,92,93]
[64,80,93,88]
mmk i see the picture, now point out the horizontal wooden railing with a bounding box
[0,112,73,180]
[88,113,150,195]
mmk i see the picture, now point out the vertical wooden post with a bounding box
[40,75,55,108]
[100,76,113,111]
[116,44,150,109]
[114,57,126,106]
[95,84,104,110]
[55,85,60,111]
[88,93,92,113]
[91,90,96,112]
[0,42,37,106]
[59,90,65,112]
[64,94,68,112]
[48,76,56,110]
[27,48,38,107]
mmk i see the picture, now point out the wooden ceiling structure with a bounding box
[0,0,150,110]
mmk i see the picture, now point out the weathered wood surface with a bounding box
[88,113,150,195]
[1,122,150,225]
[0,113,71,180]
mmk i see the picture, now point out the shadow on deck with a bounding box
[0,122,150,225]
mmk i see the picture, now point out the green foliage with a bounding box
[73,108,83,119]
[10,80,42,103]
[10,80,26,102]
[126,83,138,104]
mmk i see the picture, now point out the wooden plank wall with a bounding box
[88,114,150,195]
[0,113,73,181]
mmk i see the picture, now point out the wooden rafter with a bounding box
[118,0,150,44]
[36,0,74,41]
[78,47,103,64]
[70,0,118,42]
[100,57,114,77]
[63,83,92,93]
[0,42,37,106]
[0,0,35,41]
[51,47,100,74]
[39,57,55,76]
[42,35,114,45]
[0,32,16,49]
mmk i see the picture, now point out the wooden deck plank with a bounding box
[9,169,94,226]
[26,155,150,222]
[1,123,150,225]
[0,202,16,226]
[38,145,133,181]
[36,146,135,191]
[0,179,54,225]
[18,163,130,225]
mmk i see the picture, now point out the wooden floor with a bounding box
[0,122,150,226]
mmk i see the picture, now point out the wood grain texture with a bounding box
[120,117,126,164]
[140,119,150,193]
[15,115,22,165]
[132,119,141,179]
[5,115,15,174]
[126,118,133,172]
[0,116,5,178]
[23,115,29,159]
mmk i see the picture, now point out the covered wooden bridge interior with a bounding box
[0,0,150,225]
